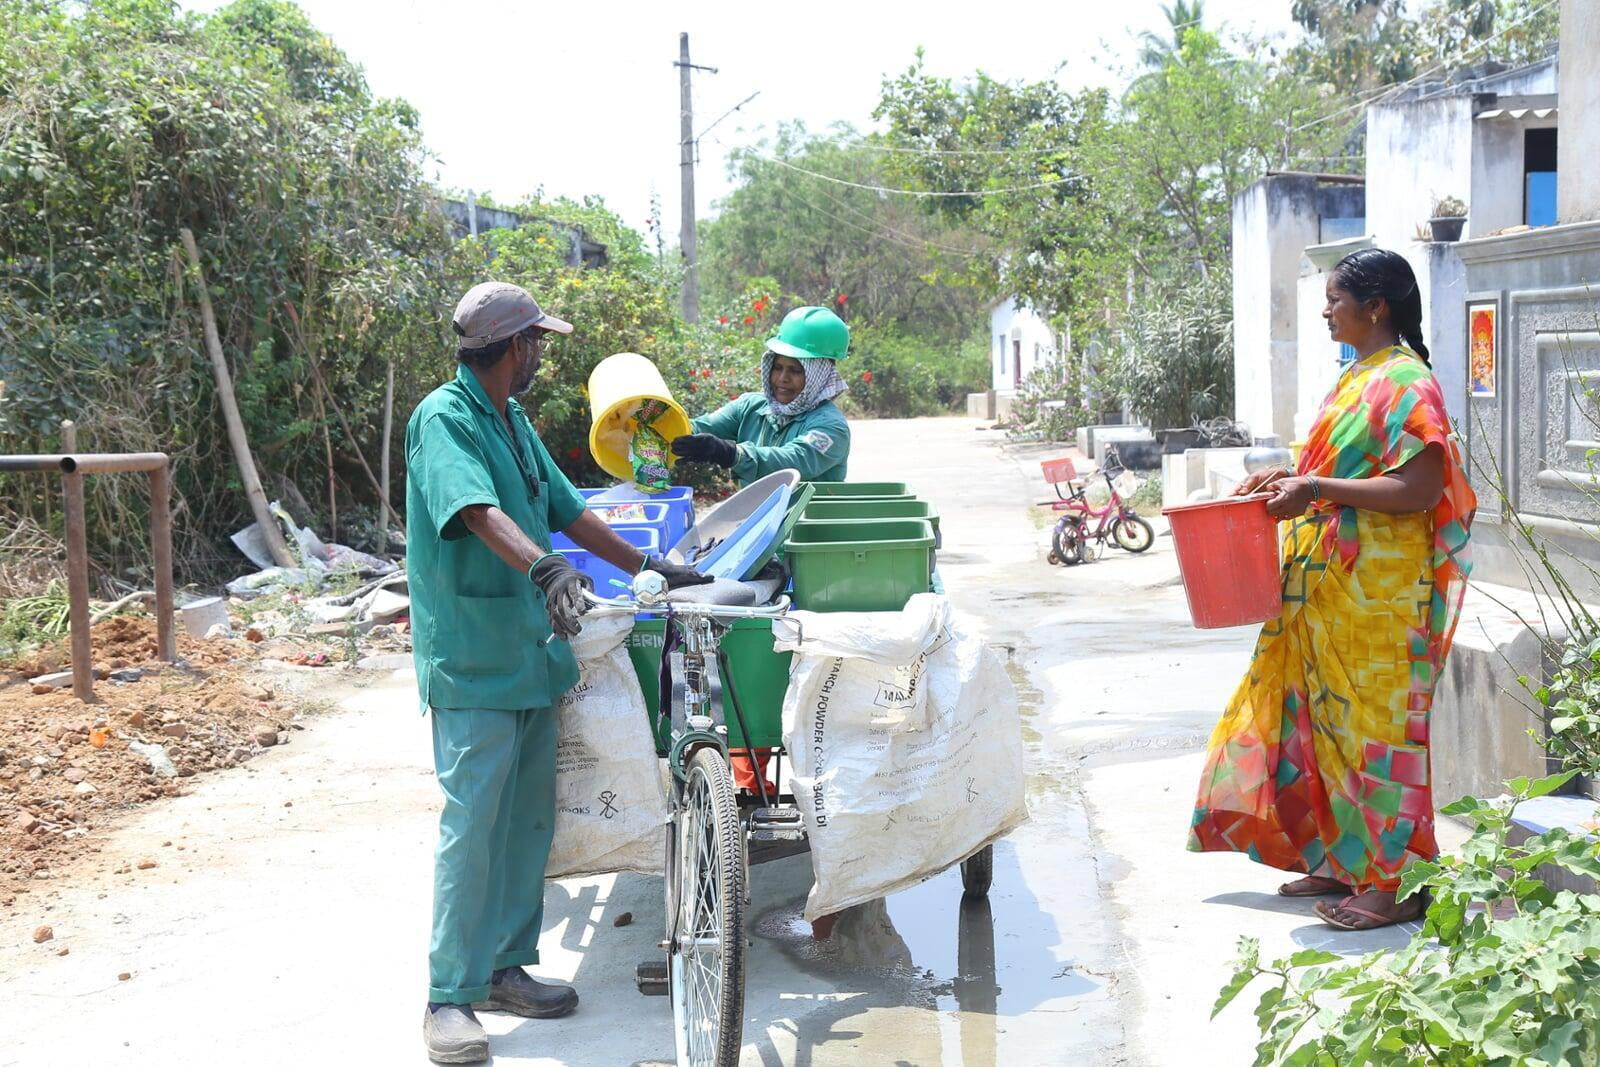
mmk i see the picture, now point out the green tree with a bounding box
[699,125,987,342]
[1138,0,1209,68]
[0,0,453,575]
[875,33,1336,343]
[696,124,993,415]
[1288,0,1559,97]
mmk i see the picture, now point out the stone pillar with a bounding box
[1558,0,1600,223]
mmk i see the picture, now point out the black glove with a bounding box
[644,556,714,590]
[670,434,738,469]
[528,554,592,640]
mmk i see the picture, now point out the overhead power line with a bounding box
[779,181,992,260]
[745,149,1084,198]
[838,139,1072,157]
[789,175,992,258]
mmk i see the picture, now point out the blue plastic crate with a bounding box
[588,500,670,545]
[552,526,660,595]
[580,486,695,548]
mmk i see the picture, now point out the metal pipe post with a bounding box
[59,422,94,702]
[0,453,166,474]
[61,453,168,474]
[149,462,176,663]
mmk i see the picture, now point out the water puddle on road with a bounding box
[736,628,1117,1062]
[751,850,1103,1066]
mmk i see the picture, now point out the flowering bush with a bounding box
[844,325,989,418]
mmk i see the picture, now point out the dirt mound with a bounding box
[0,615,293,902]
[3,613,239,679]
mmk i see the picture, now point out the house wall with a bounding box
[1317,185,1367,243]
[1232,175,1321,443]
[1366,97,1476,244]
[1293,272,1345,441]
[989,298,1058,393]
[1456,221,1600,598]
[1559,1,1600,222]
[1478,56,1559,97]
[1471,111,1560,237]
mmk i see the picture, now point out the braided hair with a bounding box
[1331,248,1430,365]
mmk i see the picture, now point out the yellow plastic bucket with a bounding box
[587,352,693,483]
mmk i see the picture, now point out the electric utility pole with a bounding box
[675,33,716,324]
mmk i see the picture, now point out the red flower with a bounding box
[861,370,872,383]
[702,368,712,378]
[742,315,754,325]
[718,315,729,325]
[836,293,848,305]
[689,382,698,392]
[568,447,582,460]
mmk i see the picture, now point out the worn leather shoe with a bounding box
[474,968,579,1018]
[422,1003,488,1064]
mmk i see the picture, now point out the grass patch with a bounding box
[0,579,70,660]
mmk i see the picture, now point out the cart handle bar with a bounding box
[580,586,792,621]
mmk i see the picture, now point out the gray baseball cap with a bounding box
[451,281,573,349]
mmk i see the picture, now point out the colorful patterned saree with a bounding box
[1187,346,1476,891]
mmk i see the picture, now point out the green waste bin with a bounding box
[798,497,941,547]
[785,518,936,612]
[626,618,790,754]
[805,481,912,499]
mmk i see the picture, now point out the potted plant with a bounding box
[1428,195,1468,242]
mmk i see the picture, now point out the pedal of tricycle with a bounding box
[635,959,668,997]
[748,806,805,842]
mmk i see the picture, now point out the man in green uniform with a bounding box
[410,281,707,1063]
[670,305,852,485]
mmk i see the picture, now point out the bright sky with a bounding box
[185,0,1305,240]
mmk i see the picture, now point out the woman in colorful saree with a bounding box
[1187,248,1477,931]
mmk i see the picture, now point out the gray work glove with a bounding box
[644,556,714,590]
[528,554,592,641]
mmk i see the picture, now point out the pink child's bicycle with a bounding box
[1041,445,1155,566]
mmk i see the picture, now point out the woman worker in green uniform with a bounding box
[669,305,851,485]
[671,305,851,795]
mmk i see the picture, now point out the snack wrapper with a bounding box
[628,400,672,493]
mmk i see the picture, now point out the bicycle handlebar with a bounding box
[580,586,792,621]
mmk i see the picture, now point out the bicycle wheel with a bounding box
[1051,520,1085,566]
[1113,516,1155,553]
[960,844,994,898]
[670,747,746,1067]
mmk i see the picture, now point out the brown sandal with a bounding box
[1277,876,1350,897]
[1315,891,1427,931]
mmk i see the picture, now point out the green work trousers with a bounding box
[428,705,558,1004]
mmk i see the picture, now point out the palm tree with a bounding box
[1138,0,1207,68]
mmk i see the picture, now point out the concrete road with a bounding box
[0,417,1458,1066]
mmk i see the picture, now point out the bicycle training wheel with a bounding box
[1113,516,1155,553]
[1052,520,1086,566]
[670,747,747,1067]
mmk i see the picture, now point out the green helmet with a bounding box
[765,306,849,362]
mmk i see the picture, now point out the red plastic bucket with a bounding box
[1161,495,1283,629]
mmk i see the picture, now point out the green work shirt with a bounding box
[690,393,850,486]
[405,364,587,712]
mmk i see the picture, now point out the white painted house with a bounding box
[989,296,1062,394]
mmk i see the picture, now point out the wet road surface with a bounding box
[0,416,1386,1066]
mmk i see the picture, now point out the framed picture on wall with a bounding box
[1467,300,1497,398]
